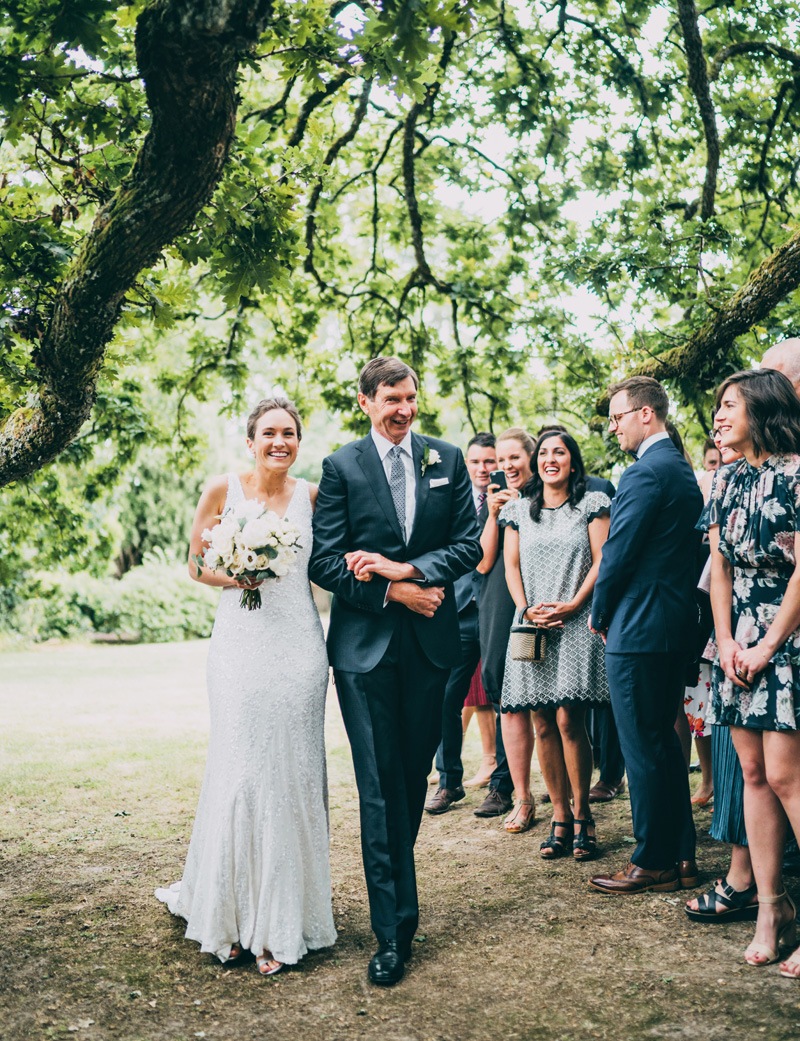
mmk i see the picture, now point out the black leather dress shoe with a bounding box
[368,940,405,986]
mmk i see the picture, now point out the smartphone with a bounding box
[489,469,507,490]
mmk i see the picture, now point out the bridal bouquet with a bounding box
[194,499,302,610]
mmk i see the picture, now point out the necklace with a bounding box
[542,495,568,509]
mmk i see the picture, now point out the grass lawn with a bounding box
[1,641,799,1040]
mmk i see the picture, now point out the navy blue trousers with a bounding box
[605,651,696,868]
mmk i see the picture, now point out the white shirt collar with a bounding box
[371,427,414,461]
[637,431,670,458]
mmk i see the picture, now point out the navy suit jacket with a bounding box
[309,432,483,673]
[591,439,703,655]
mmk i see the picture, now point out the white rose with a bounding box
[275,546,296,571]
[255,553,269,569]
[241,517,272,549]
[204,548,221,570]
[241,548,258,570]
[271,555,290,578]
[237,499,264,523]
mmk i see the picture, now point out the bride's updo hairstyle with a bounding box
[246,396,303,442]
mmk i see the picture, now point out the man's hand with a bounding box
[345,551,422,583]
[588,616,607,644]
[386,581,445,617]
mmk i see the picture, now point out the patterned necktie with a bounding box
[388,445,406,538]
[476,490,487,514]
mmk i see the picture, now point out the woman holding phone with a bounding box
[474,428,535,822]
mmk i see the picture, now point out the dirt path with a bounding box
[1,641,798,1040]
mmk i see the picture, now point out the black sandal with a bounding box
[572,817,597,861]
[684,878,759,922]
[540,819,573,859]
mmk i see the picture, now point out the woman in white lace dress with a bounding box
[156,398,336,976]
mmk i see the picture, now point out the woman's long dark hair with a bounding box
[525,430,587,522]
[715,369,800,456]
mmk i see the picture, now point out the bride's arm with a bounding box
[187,474,239,589]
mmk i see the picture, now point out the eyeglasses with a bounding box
[608,407,643,428]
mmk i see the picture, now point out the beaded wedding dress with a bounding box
[155,476,337,964]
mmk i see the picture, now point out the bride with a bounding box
[156,397,336,975]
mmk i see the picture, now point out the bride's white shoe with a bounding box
[256,951,284,976]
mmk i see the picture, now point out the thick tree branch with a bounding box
[676,0,719,221]
[596,229,800,410]
[709,41,800,82]
[0,0,275,487]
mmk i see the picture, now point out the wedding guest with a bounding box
[687,339,800,924]
[426,432,496,813]
[156,398,336,976]
[535,424,625,806]
[762,336,800,394]
[702,437,722,473]
[473,429,535,820]
[499,430,611,855]
[589,376,701,895]
[461,664,497,788]
[704,368,800,975]
[686,429,753,922]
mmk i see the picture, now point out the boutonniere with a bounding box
[421,445,441,477]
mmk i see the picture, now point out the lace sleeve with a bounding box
[498,499,520,531]
[584,490,611,523]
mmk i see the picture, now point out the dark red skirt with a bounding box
[463,661,490,707]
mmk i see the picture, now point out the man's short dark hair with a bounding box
[607,375,669,421]
[467,432,495,451]
[358,357,419,399]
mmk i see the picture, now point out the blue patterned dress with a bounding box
[704,454,800,731]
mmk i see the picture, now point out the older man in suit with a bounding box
[589,376,703,894]
[309,357,482,984]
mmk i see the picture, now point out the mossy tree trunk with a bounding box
[0,0,273,487]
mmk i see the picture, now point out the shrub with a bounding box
[5,559,218,643]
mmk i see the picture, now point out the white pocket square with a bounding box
[429,477,450,488]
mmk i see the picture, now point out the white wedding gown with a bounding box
[155,476,337,964]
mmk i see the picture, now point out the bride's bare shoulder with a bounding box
[307,482,319,510]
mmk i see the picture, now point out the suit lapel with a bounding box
[356,435,406,543]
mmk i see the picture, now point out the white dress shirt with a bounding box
[637,431,670,459]
[370,428,416,539]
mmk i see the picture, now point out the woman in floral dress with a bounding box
[707,368,800,977]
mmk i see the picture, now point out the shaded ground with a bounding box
[1,641,799,1041]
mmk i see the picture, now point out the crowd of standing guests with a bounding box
[425,344,800,983]
[159,346,800,987]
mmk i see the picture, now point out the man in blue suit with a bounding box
[309,357,482,983]
[589,376,702,894]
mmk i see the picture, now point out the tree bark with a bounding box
[0,0,273,487]
[595,227,800,411]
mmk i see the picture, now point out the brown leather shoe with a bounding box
[678,858,699,889]
[588,779,626,803]
[474,788,513,817]
[588,861,679,895]
[424,786,465,815]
